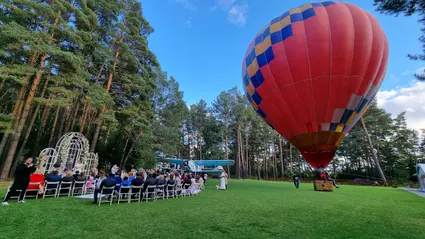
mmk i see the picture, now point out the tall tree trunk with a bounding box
[199,132,203,160]
[55,107,68,142]
[32,105,51,156]
[360,116,387,185]
[245,131,249,178]
[1,7,60,179]
[90,32,124,152]
[273,140,277,178]
[0,85,28,161]
[264,148,268,179]
[121,130,143,169]
[257,161,261,180]
[225,133,228,159]
[279,136,284,177]
[289,143,293,175]
[1,55,49,179]
[104,126,111,145]
[79,99,88,133]
[14,74,50,164]
[48,105,60,147]
[66,100,79,133]
[120,138,130,169]
[236,139,240,178]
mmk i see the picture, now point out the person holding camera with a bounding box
[2,158,36,205]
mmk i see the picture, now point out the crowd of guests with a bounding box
[1,158,208,206]
[92,165,207,204]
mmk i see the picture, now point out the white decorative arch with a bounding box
[40,132,96,175]
[39,148,57,174]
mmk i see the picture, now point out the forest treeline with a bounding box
[0,0,424,181]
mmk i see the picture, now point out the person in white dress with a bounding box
[216,166,226,190]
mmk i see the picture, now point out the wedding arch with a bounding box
[39,132,98,175]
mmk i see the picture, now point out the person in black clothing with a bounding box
[93,173,117,204]
[293,175,300,189]
[131,173,144,186]
[167,174,176,186]
[61,171,74,182]
[2,158,36,205]
[143,173,157,197]
[183,174,192,190]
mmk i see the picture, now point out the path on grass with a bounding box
[401,187,425,198]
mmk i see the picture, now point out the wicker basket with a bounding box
[313,180,333,192]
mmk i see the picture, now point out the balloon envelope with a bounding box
[242,1,389,168]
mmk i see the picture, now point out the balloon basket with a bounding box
[313,180,334,192]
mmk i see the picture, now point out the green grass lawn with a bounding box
[0,179,424,239]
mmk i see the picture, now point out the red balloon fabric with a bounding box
[242,1,389,168]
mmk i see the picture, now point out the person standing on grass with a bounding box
[293,174,300,189]
[2,158,36,205]
[216,166,226,190]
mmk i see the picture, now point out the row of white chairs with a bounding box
[97,183,197,206]
[5,180,94,201]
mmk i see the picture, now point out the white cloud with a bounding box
[377,80,425,131]
[217,0,236,9]
[227,4,248,27]
[175,0,197,11]
[210,0,248,26]
[185,17,192,28]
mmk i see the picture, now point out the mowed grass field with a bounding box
[0,179,424,239]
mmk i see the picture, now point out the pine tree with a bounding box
[374,0,425,80]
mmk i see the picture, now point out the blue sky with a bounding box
[141,0,424,110]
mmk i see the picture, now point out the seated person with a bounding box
[73,171,81,181]
[325,171,340,188]
[128,172,135,182]
[93,173,117,204]
[61,171,75,183]
[143,173,157,195]
[114,172,122,184]
[28,169,45,197]
[121,176,131,186]
[46,170,62,188]
[156,174,166,186]
[196,175,204,190]
[131,173,144,187]
[175,173,182,186]
[167,174,176,186]
[183,175,192,189]
[84,172,96,192]
[76,172,86,182]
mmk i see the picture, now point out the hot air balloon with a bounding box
[242,1,389,168]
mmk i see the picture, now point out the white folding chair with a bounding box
[98,186,115,206]
[129,186,143,203]
[84,181,96,195]
[183,184,192,197]
[144,185,156,202]
[117,186,131,204]
[71,181,85,196]
[43,181,60,198]
[4,184,22,201]
[156,185,165,200]
[24,182,41,199]
[166,183,176,199]
[175,184,183,198]
[57,181,73,197]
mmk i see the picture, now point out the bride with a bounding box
[216,166,226,190]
